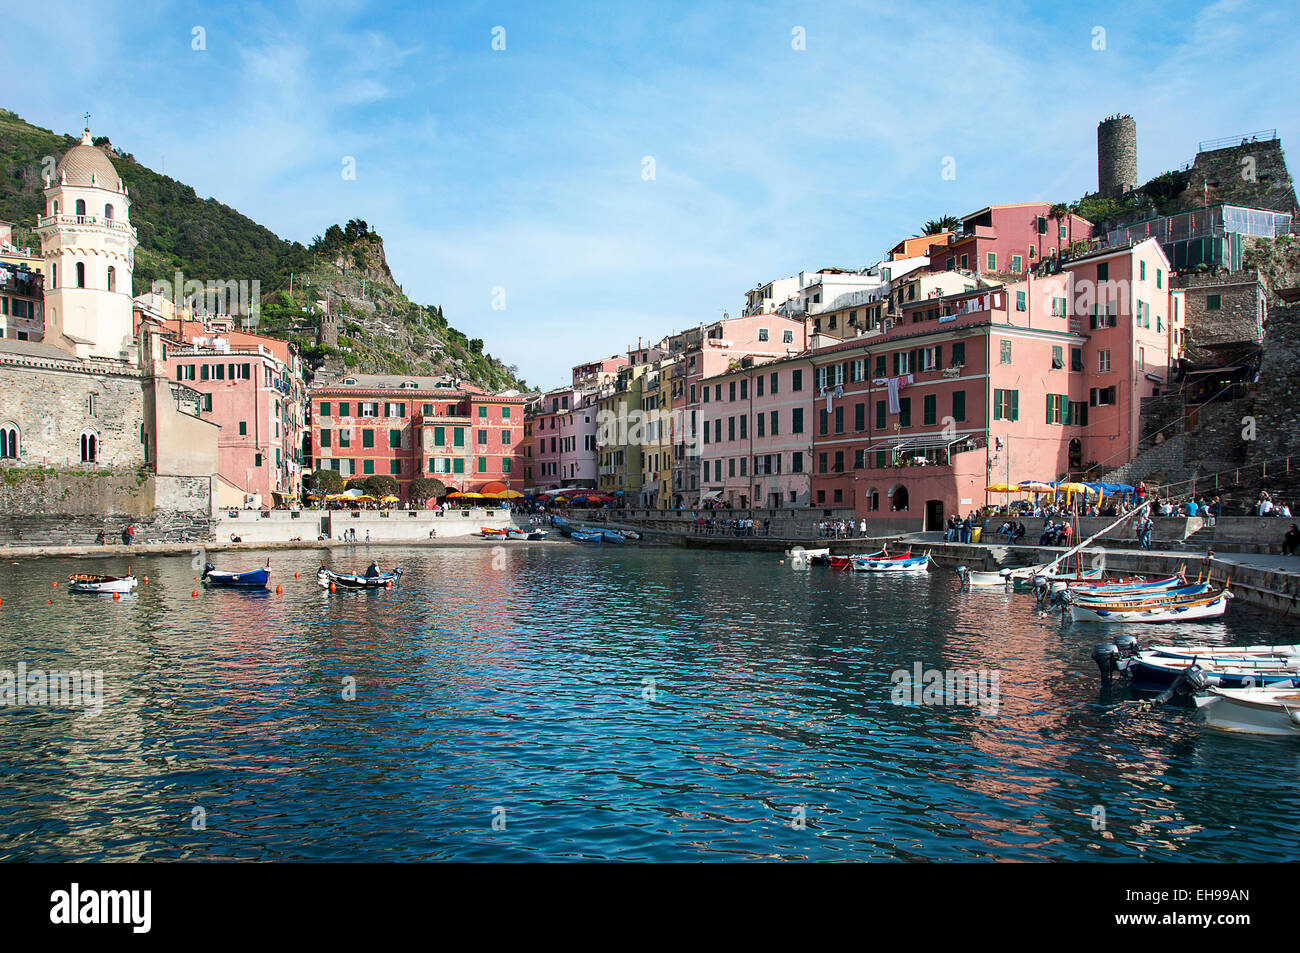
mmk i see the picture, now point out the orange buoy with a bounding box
[275,585,283,594]
[191,589,198,597]
[294,572,300,579]
[47,599,53,604]
[112,592,120,601]
[329,583,336,592]
[51,581,58,587]
[385,580,393,589]
[143,576,149,584]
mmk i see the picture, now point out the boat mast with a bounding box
[1038,499,1149,577]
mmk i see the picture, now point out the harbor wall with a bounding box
[214,506,516,543]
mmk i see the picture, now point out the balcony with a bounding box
[36,214,138,240]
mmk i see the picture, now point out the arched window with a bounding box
[107,266,116,293]
[50,263,57,289]
[80,433,97,463]
[75,199,86,217]
[52,200,59,216]
[103,204,114,220]
[75,262,85,288]
[0,427,18,459]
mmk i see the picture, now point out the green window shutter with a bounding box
[453,458,464,474]
[953,390,966,422]
[434,426,445,446]
[993,389,1002,421]
[934,344,942,368]
[389,429,401,448]
[1009,390,1019,421]
[391,460,401,475]
[454,428,465,447]
[477,456,487,473]
[1047,395,1053,424]
[363,460,374,475]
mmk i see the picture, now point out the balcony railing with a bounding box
[36,214,138,239]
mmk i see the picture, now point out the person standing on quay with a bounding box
[1138,514,1154,550]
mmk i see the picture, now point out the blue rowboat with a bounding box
[601,530,626,543]
[1124,651,1300,691]
[202,561,270,589]
[1069,582,1211,605]
[570,530,604,542]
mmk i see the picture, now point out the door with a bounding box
[320,515,332,538]
[925,499,944,531]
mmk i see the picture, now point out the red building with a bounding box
[309,374,525,498]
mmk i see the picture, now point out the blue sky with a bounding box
[7,0,1299,388]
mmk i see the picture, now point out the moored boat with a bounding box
[317,567,403,590]
[1122,650,1300,690]
[480,527,509,537]
[600,530,626,543]
[201,559,271,589]
[852,553,930,573]
[68,572,137,594]
[504,529,529,540]
[1194,686,1300,736]
[956,566,1010,587]
[1068,588,1231,623]
[525,530,548,540]
[570,530,604,542]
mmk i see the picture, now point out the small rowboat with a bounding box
[570,530,604,542]
[202,560,271,589]
[601,530,626,544]
[1194,686,1300,736]
[852,553,930,573]
[1066,573,1185,594]
[480,527,509,537]
[621,530,642,541]
[1068,582,1212,605]
[1069,589,1231,623]
[68,572,137,594]
[956,566,1011,588]
[1148,643,1300,662]
[504,529,529,540]
[317,567,403,590]
[525,530,548,541]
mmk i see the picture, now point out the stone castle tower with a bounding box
[1098,115,1138,200]
[317,310,341,348]
[34,128,138,361]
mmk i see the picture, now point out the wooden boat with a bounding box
[852,553,930,573]
[317,567,403,590]
[621,530,641,541]
[525,530,548,540]
[1147,643,1300,662]
[1068,582,1212,605]
[201,559,271,589]
[1066,573,1184,594]
[1194,686,1300,736]
[956,566,1011,587]
[68,572,137,594]
[1126,651,1300,690]
[570,530,604,542]
[600,530,626,543]
[480,527,509,537]
[1069,588,1231,623]
[504,529,529,540]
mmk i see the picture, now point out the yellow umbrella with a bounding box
[380,495,401,503]
[985,483,1020,492]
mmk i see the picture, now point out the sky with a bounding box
[6,0,1300,389]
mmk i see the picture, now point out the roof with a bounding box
[54,131,122,191]
[0,337,82,361]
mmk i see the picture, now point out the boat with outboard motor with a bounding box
[317,566,403,590]
[1090,635,1298,690]
[201,559,271,589]
[1068,586,1231,623]
[852,552,930,573]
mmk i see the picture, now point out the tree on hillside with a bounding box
[919,215,959,237]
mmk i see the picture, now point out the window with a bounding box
[791,369,803,391]
[1157,269,1163,289]
[952,390,966,422]
[0,426,18,459]
[319,429,331,449]
[791,408,804,433]
[1071,347,1084,371]
[1011,255,1022,272]
[899,398,911,427]
[923,394,937,426]
[1028,244,1036,259]
[107,266,115,293]
[1068,401,1089,426]
[770,410,778,435]
[818,409,828,436]
[1207,294,1222,310]
[453,427,465,447]
[729,382,737,402]
[1090,386,1118,406]
[1000,340,1012,364]
[834,451,844,473]
[757,414,765,437]
[1140,261,1146,280]
[239,421,248,436]
[338,429,350,448]
[1097,263,1109,281]
[363,459,375,475]
[453,459,464,474]
[770,372,778,394]
[254,453,262,468]
[338,402,350,417]
[876,400,885,430]
[1015,290,1026,312]
[960,254,969,270]
[1098,350,1111,373]
[76,262,85,288]
[992,389,1019,421]
[320,401,331,417]
[391,460,402,475]
[477,429,488,445]
[1052,346,1063,369]
[501,430,511,445]
[1046,394,1065,425]
[854,402,865,431]
[987,252,996,271]
[875,355,886,377]
[782,329,794,344]
[502,458,512,474]
[479,406,488,418]
[951,342,965,367]
[477,457,487,473]
[758,328,769,341]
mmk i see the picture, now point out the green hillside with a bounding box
[0,108,526,391]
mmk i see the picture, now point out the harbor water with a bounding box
[2,543,1297,861]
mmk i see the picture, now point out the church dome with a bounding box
[54,129,122,191]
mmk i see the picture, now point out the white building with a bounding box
[34,128,138,361]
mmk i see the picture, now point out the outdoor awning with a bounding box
[701,489,723,500]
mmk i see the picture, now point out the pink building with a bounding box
[804,237,1172,530]
[927,202,1096,276]
[528,386,600,490]
[696,353,814,508]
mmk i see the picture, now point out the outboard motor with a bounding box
[956,566,969,589]
[1154,663,1209,705]
[1092,642,1120,681]
[1113,634,1139,659]
[1034,576,1050,604]
[201,562,215,579]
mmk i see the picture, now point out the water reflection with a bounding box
[0,545,1293,861]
